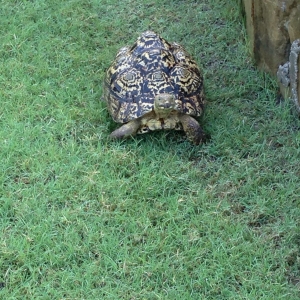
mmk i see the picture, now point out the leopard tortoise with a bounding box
[103,31,206,144]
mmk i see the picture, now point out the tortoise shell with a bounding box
[103,31,205,123]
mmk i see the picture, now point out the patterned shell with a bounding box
[103,31,205,123]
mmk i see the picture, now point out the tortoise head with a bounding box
[154,94,176,117]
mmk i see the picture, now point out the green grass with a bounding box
[1,0,300,299]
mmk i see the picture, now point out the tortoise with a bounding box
[103,31,206,144]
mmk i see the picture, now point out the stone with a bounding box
[277,39,300,112]
[242,0,300,111]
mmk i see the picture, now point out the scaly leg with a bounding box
[178,114,205,145]
[110,119,141,139]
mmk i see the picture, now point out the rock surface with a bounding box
[242,0,300,111]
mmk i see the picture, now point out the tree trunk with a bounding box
[242,0,300,111]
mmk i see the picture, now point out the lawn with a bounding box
[1,0,300,299]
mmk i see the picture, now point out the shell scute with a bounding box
[104,31,205,123]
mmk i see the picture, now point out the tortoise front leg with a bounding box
[178,114,205,145]
[110,119,141,139]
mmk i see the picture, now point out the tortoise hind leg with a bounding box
[110,119,141,139]
[178,114,205,145]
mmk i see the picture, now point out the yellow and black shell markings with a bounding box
[104,31,205,123]
[130,31,171,56]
